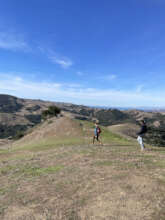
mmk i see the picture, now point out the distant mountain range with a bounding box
[92,106,165,112]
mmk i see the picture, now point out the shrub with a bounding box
[41,106,61,120]
[13,130,25,140]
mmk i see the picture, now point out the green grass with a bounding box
[1,129,165,219]
[19,165,64,177]
[94,160,114,166]
[12,137,85,152]
[94,158,159,170]
[149,148,165,153]
[0,188,7,195]
[75,120,94,129]
[136,154,155,158]
[0,165,17,175]
[112,172,128,181]
[153,160,165,168]
[8,119,132,155]
[0,206,7,215]
[0,149,11,155]
[0,164,64,177]
[94,160,134,169]
[76,119,131,145]
[101,127,130,144]
[94,160,136,168]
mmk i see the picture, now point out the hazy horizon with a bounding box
[2,93,165,110]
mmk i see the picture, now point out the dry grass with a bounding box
[1,118,165,219]
[108,123,139,140]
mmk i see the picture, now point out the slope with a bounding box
[0,118,165,219]
[108,123,140,140]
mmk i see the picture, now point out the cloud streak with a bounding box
[99,74,117,81]
[0,32,73,69]
[50,56,73,68]
[0,31,29,51]
[0,31,73,68]
[38,47,73,68]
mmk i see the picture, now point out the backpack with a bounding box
[97,127,101,134]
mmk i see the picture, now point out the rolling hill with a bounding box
[0,115,165,219]
[1,94,165,147]
[0,94,131,138]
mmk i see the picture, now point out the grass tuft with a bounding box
[19,165,64,176]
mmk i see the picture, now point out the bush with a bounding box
[41,106,61,120]
[145,127,165,147]
[13,130,25,140]
[47,120,53,124]
[0,124,27,139]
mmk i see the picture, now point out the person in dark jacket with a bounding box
[137,120,147,151]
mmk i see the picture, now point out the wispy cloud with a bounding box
[0,73,164,107]
[0,31,29,51]
[50,56,73,68]
[99,74,117,81]
[38,47,73,69]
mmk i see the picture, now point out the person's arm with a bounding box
[137,125,146,135]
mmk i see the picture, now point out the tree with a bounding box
[41,106,61,120]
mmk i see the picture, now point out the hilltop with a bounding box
[0,116,165,219]
[1,94,165,142]
[0,94,130,138]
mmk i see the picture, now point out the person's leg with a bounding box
[97,134,103,145]
[137,136,144,151]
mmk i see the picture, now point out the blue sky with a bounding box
[0,0,165,107]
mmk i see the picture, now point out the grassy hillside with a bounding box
[108,123,139,140]
[1,94,165,147]
[0,118,165,219]
[108,122,165,147]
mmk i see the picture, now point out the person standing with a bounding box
[93,123,102,145]
[137,120,147,151]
